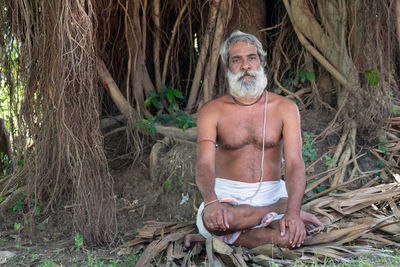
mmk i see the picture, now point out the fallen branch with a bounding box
[97,59,138,119]
[103,123,197,142]
[97,60,198,142]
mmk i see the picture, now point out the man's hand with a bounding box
[203,201,229,232]
[279,212,306,248]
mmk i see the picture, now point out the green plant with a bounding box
[284,71,316,86]
[125,252,143,266]
[364,68,381,86]
[166,177,172,191]
[87,252,105,267]
[377,137,387,152]
[133,85,196,134]
[324,155,337,167]
[164,175,184,192]
[35,201,42,216]
[29,253,39,263]
[302,132,317,163]
[38,258,54,267]
[9,189,26,213]
[132,116,158,135]
[0,152,10,177]
[74,232,84,252]
[177,175,183,186]
[389,106,398,115]
[306,179,327,195]
[14,222,21,231]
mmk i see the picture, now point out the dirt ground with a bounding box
[0,109,383,266]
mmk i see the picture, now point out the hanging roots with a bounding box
[9,0,117,245]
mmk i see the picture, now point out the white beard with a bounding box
[227,66,268,99]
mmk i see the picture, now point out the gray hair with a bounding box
[220,30,267,68]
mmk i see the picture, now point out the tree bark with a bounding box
[186,0,221,112]
[152,0,161,89]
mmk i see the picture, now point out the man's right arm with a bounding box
[195,102,218,202]
[196,102,230,231]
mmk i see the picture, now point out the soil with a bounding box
[0,109,381,266]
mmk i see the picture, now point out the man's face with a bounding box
[226,42,267,99]
[228,41,261,73]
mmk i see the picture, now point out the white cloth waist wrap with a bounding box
[196,178,288,244]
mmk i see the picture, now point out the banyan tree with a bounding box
[0,0,399,246]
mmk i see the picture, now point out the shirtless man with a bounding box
[185,31,323,249]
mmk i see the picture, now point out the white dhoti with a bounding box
[196,178,288,244]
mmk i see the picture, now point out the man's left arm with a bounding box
[280,99,306,248]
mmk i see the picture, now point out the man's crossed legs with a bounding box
[184,198,323,249]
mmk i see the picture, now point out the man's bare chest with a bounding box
[216,112,283,150]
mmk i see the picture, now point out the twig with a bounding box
[305,153,366,193]
[307,171,380,200]
[161,2,188,84]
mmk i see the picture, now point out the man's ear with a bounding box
[260,57,266,67]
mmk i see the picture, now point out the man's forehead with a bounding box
[229,42,257,56]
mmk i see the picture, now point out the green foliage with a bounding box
[378,137,387,152]
[87,252,105,267]
[74,232,84,252]
[0,152,10,177]
[289,97,301,107]
[302,132,317,163]
[38,258,54,267]
[298,71,316,82]
[0,36,24,149]
[283,70,316,87]
[29,253,39,263]
[132,116,158,135]
[364,69,381,86]
[324,155,337,167]
[280,70,316,107]
[165,175,184,192]
[166,177,173,191]
[9,189,26,213]
[306,179,326,195]
[389,107,398,115]
[14,222,21,231]
[376,160,387,169]
[133,85,196,134]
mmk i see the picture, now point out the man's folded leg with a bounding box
[233,220,292,249]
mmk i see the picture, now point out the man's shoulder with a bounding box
[199,94,231,112]
[269,92,298,109]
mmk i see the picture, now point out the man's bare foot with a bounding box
[184,234,206,250]
[300,211,324,233]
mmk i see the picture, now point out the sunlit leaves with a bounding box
[364,69,381,86]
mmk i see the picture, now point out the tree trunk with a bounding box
[284,0,393,186]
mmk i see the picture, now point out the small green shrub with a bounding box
[74,232,84,252]
[9,189,26,213]
[324,154,337,167]
[364,68,381,86]
[0,152,10,177]
[133,85,196,134]
[302,132,317,163]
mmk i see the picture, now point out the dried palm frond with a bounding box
[121,182,400,266]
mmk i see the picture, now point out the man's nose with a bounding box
[241,59,250,70]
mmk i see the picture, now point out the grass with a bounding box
[288,249,400,267]
[3,226,400,266]
[5,247,400,267]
